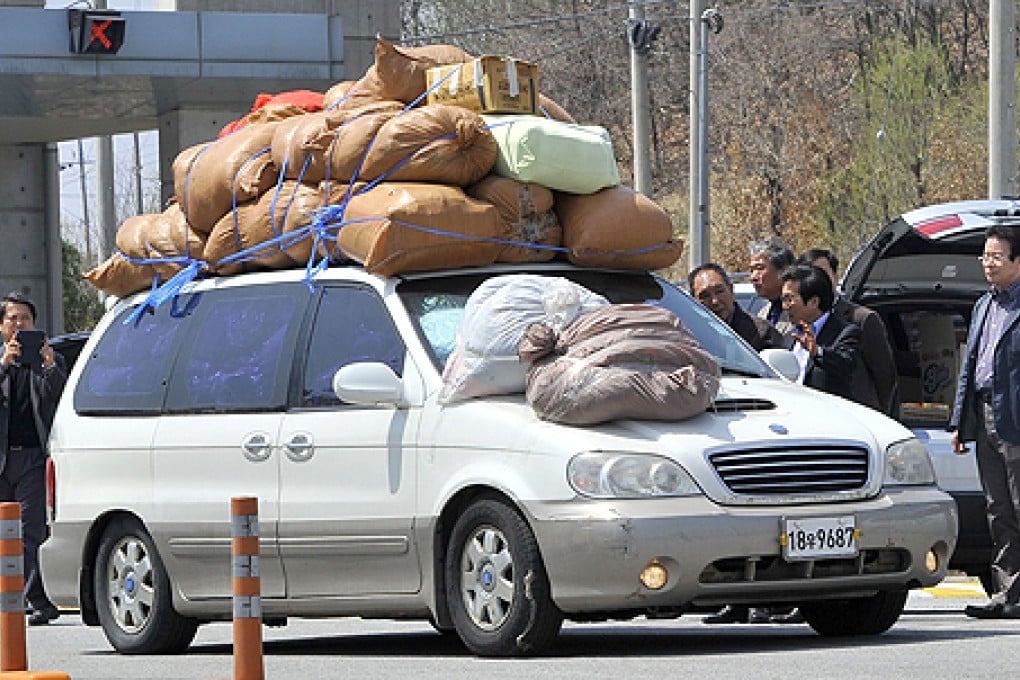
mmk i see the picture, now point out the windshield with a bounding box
[397,268,774,378]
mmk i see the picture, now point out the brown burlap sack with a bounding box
[520,303,721,425]
[323,80,357,110]
[360,37,474,104]
[554,185,683,269]
[538,94,576,124]
[173,122,281,234]
[338,182,500,276]
[205,181,332,275]
[272,103,406,184]
[113,204,206,280]
[466,176,560,262]
[360,106,497,186]
[84,253,158,299]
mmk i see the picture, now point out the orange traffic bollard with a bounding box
[0,502,70,680]
[231,497,263,680]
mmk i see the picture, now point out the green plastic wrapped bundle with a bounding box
[482,115,620,194]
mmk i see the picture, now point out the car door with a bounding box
[277,284,423,597]
[150,283,309,600]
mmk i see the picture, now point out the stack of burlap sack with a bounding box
[85,37,683,298]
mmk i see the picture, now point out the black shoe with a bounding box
[27,606,59,626]
[771,608,805,624]
[703,605,748,624]
[963,602,1020,619]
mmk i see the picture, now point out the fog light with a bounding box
[925,550,939,573]
[640,561,668,590]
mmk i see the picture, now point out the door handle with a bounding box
[241,432,273,462]
[283,432,314,462]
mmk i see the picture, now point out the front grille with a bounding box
[698,549,910,584]
[710,445,869,495]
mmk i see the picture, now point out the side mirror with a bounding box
[332,362,405,406]
[760,348,801,382]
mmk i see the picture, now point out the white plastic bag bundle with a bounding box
[439,274,608,403]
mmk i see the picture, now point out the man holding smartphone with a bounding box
[0,292,66,626]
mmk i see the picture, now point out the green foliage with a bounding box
[819,33,963,255]
[62,240,104,332]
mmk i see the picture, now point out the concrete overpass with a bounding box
[0,0,399,333]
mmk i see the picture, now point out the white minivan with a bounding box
[41,262,956,657]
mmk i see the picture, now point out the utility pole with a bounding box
[94,0,117,263]
[134,131,145,214]
[76,138,92,266]
[689,3,721,271]
[628,1,659,196]
[989,0,1017,198]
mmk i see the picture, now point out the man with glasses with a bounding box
[688,263,785,351]
[951,226,1020,620]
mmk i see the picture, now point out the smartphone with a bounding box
[15,329,45,370]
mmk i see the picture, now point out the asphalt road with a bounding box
[23,581,1020,680]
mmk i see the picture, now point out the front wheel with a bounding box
[800,589,908,636]
[94,517,199,654]
[445,497,563,656]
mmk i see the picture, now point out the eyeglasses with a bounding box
[978,253,1010,264]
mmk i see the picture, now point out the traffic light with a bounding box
[68,9,126,56]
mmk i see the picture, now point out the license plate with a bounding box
[781,516,858,561]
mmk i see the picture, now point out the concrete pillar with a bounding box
[158,108,238,207]
[0,143,57,332]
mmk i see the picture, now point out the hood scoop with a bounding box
[710,398,776,413]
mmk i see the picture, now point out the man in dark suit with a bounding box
[780,265,861,400]
[688,263,785,351]
[799,248,900,419]
[749,238,796,336]
[0,292,67,626]
[950,226,1020,620]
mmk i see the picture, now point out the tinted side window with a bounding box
[165,285,307,413]
[301,285,405,407]
[73,297,195,414]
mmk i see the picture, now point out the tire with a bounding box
[800,589,908,637]
[94,517,199,654]
[445,497,563,656]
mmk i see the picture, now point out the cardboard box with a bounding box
[916,315,959,407]
[427,56,539,115]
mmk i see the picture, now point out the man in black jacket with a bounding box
[798,248,899,418]
[0,292,67,626]
[688,263,785,351]
[780,265,861,399]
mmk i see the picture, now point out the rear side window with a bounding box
[73,296,196,414]
[165,284,308,413]
[300,285,406,407]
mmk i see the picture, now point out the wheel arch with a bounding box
[429,485,526,629]
[77,509,149,626]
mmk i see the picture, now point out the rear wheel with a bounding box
[94,517,199,654]
[445,497,563,656]
[800,590,907,636]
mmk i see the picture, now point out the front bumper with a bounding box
[527,487,957,613]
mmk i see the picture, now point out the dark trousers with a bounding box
[0,446,54,612]
[977,402,1020,604]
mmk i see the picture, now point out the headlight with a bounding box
[884,438,936,486]
[568,452,702,499]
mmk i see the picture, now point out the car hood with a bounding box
[434,376,912,459]
[841,199,1020,305]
